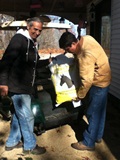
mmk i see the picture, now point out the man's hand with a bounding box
[72,97,81,102]
[0,85,8,96]
[72,97,82,108]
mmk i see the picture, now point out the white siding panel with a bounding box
[109,0,120,99]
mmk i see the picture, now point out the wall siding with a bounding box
[109,0,120,99]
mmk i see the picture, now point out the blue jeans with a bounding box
[6,94,36,150]
[82,85,109,148]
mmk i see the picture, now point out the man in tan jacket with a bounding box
[59,31,111,151]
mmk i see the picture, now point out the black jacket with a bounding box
[0,30,50,94]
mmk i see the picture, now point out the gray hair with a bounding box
[27,17,43,27]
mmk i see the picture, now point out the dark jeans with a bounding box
[82,85,109,147]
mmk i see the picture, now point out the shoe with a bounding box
[71,142,95,151]
[23,145,46,155]
[5,141,23,151]
[96,139,102,143]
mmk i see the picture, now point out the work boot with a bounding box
[71,142,95,151]
[5,141,23,151]
[23,145,46,155]
[96,139,102,143]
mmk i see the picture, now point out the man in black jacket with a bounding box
[0,17,49,155]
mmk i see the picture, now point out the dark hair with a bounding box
[59,31,78,49]
[26,17,43,27]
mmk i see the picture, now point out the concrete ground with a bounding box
[0,99,119,160]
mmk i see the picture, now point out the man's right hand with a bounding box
[0,85,8,96]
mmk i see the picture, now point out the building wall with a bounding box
[86,0,102,35]
[109,0,120,99]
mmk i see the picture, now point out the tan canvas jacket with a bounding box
[77,35,111,99]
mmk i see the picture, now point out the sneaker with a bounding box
[23,145,46,155]
[71,142,95,151]
[5,141,23,151]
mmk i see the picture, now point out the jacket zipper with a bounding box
[26,38,38,87]
[32,45,38,86]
